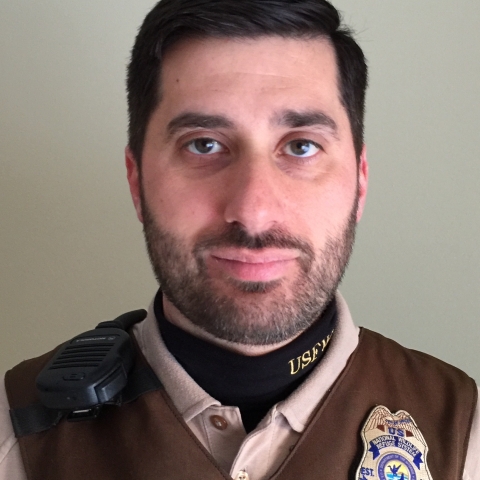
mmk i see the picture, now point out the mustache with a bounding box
[193,223,315,266]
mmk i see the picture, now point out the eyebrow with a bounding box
[166,112,235,138]
[274,109,339,137]
[165,109,339,139]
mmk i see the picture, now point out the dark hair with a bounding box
[127,0,368,165]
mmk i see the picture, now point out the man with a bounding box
[1,0,478,479]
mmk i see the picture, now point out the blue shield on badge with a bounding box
[378,454,416,480]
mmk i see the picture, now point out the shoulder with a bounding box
[356,328,477,438]
[464,388,480,480]
[0,376,27,480]
[5,346,61,413]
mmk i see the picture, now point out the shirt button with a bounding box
[235,470,249,480]
[209,415,228,430]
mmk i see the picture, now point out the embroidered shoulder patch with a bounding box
[356,405,433,480]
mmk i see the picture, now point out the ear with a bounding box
[125,146,144,223]
[356,144,368,222]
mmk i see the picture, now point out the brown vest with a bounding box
[5,328,477,480]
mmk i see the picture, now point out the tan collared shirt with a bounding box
[1,293,479,479]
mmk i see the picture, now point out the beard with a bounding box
[141,192,358,346]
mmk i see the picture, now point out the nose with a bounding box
[222,156,286,235]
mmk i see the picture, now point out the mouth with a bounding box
[208,248,300,283]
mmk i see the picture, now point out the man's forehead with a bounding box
[157,36,343,122]
[161,35,337,82]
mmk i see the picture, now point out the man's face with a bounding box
[127,36,368,345]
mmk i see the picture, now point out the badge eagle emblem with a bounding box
[356,406,433,480]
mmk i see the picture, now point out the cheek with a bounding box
[296,174,358,242]
[142,171,222,239]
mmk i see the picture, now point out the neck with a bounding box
[162,294,303,356]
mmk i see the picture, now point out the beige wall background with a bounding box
[1,1,479,381]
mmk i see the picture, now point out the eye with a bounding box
[185,138,224,155]
[284,139,321,158]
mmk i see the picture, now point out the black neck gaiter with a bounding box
[155,292,337,433]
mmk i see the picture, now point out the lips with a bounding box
[208,248,299,282]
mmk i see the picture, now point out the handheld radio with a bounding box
[35,310,147,418]
[10,310,162,437]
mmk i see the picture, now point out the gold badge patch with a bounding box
[356,406,432,480]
